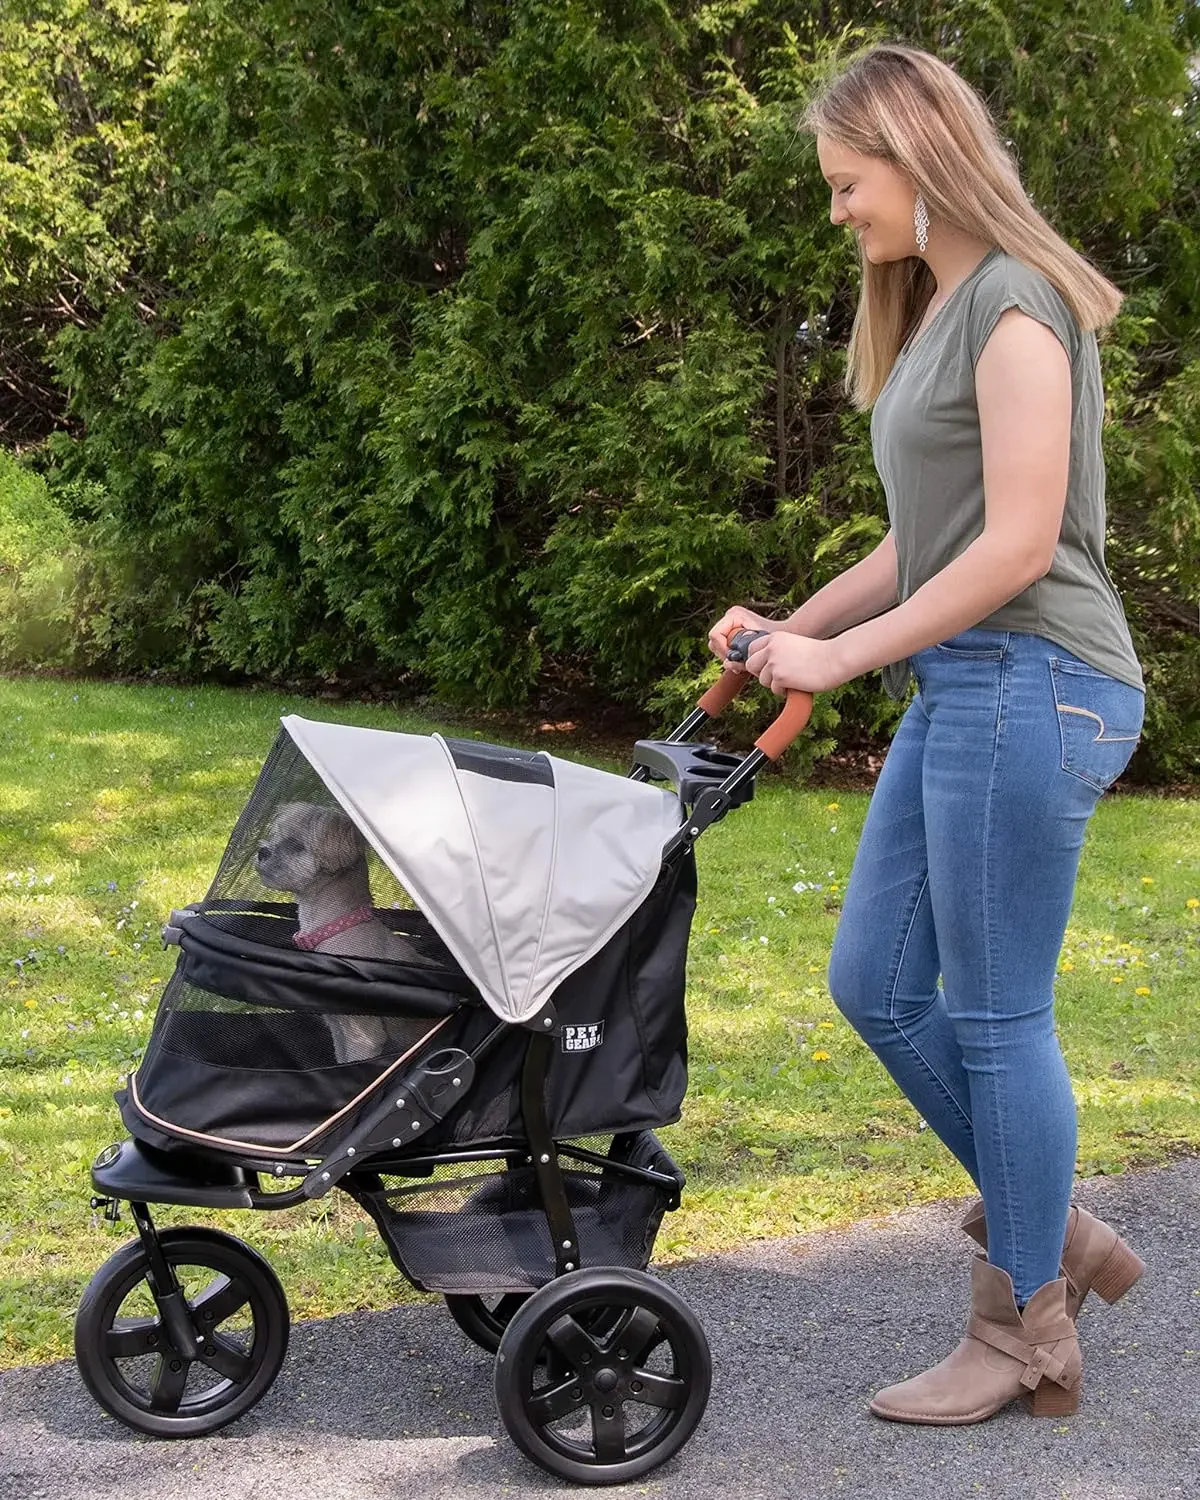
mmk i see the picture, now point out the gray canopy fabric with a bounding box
[280,717,682,1025]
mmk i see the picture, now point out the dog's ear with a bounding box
[313,806,366,873]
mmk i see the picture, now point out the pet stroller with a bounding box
[75,640,809,1485]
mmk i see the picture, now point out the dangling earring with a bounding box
[914,193,930,254]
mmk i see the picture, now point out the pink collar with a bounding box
[293,905,374,951]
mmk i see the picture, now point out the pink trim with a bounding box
[294,905,375,951]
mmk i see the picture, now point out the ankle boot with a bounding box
[869,1257,1082,1425]
[960,1200,1145,1318]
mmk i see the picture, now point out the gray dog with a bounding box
[165,802,420,1064]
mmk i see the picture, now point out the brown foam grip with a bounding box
[697,668,751,717]
[754,691,814,760]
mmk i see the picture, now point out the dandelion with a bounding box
[23,998,37,1008]
[818,1020,835,1030]
[826,803,840,812]
[1141,876,1155,887]
[1111,976,1124,984]
[1060,961,1075,972]
[812,1049,831,1062]
[1187,899,1199,910]
[1135,987,1151,996]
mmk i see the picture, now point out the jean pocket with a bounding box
[934,627,1009,659]
[1049,659,1144,792]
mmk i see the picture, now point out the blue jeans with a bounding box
[828,628,1144,1303]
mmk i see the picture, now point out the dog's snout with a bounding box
[256,843,271,861]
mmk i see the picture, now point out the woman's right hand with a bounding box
[708,605,781,666]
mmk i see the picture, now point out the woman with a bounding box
[709,43,1146,1426]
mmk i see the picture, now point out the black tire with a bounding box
[74,1227,289,1437]
[493,1267,711,1485]
[444,1292,531,1354]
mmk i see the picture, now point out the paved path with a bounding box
[3,1162,1197,1500]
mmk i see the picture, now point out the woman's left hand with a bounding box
[745,632,849,695]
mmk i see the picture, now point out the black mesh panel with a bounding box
[353,1132,679,1293]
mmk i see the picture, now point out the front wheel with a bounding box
[74,1226,289,1437]
[493,1267,711,1485]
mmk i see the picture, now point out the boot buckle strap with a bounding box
[1019,1346,1063,1390]
[967,1316,1069,1389]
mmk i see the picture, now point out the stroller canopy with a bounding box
[280,717,681,1025]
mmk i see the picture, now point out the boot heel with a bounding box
[1025,1378,1082,1418]
[1089,1239,1145,1304]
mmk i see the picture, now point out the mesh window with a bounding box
[190,729,456,969]
[150,977,443,1072]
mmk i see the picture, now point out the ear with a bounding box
[314,806,366,873]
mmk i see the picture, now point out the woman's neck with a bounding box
[922,230,996,299]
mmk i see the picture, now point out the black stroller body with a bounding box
[75,658,810,1484]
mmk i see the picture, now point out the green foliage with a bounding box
[0,452,80,668]
[1,1,1197,776]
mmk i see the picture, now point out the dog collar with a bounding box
[293,905,374,951]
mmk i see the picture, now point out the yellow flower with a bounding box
[1135,987,1151,996]
[1111,976,1124,984]
[1060,961,1075,972]
[826,802,840,812]
[811,1049,831,1062]
[818,1020,835,1030]
[23,998,37,1008]
[1141,876,1155,887]
[149,977,162,984]
[808,965,820,974]
[1187,898,1199,910]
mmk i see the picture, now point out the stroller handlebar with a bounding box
[696,630,813,762]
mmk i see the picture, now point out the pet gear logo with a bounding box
[561,1022,605,1054]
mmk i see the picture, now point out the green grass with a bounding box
[2,674,1197,1366]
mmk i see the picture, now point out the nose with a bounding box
[829,191,847,227]
[257,843,271,861]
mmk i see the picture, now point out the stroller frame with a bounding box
[75,651,811,1485]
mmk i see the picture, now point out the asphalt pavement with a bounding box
[2,1160,1197,1500]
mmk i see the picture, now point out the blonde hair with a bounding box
[803,44,1123,408]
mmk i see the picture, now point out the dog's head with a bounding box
[255,802,367,895]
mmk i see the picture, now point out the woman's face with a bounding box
[816,135,919,263]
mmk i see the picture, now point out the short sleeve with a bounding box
[965,256,1079,370]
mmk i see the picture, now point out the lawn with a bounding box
[1,674,1197,1366]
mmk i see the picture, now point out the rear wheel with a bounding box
[494,1267,710,1484]
[74,1227,289,1437]
[444,1292,531,1353]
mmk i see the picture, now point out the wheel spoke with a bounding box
[630,1369,686,1409]
[149,1355,190,1412]
[591,1402,629,1463]
[493,1294,528,1327]
[105,1316,161,1359]
[196,1331,253,1384]
[191,1274,250,1330]
[544,1314,602,1371]
[606,1305,661,1363]
[527,1374,584,1426]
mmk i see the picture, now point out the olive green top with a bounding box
[870,247,1143,699]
